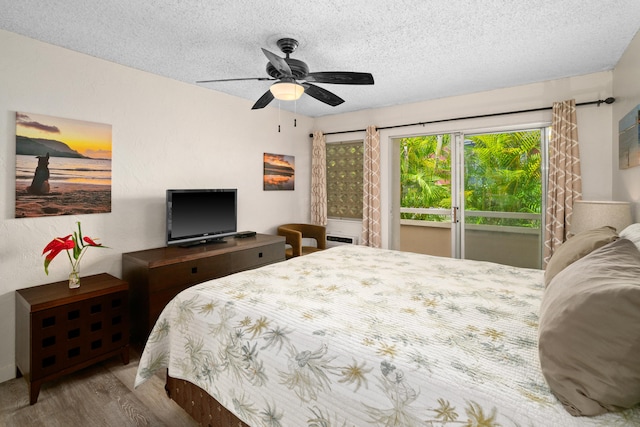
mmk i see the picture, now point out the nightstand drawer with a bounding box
[30,291,127,379]
[15,273,129,405]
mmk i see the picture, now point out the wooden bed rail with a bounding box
[165,373,250,427]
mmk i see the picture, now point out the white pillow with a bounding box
[620,223,640,251]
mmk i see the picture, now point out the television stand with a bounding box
[122,233,285,344]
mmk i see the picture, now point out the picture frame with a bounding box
[263,153,295,191]
[619,104,640,169]
[15,112,112,217]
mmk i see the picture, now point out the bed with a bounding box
[134,238,640,426]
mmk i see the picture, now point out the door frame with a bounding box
[392,123,550,265]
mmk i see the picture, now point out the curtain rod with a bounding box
[309,97,615,138]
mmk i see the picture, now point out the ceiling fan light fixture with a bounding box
[270,81,304,101]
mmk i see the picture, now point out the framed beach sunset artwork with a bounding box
[15,112,112,218]
[263,153,295,191]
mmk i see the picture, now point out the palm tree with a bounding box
[400,135,451,220]
[464,131,541,226]
[400,131,541,226]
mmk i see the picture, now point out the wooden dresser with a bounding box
[15,273,129,405]
[122,233,285,344]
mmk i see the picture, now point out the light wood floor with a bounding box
[0,350,198,427]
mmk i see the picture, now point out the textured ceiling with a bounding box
[1,1,640,117]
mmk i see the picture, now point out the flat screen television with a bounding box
[166,189,237,247]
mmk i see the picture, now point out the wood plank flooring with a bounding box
[0,350,198,427]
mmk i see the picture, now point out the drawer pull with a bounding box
[191,267,198,274]
[258,252,263,258]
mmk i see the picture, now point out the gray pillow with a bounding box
[620,223,640,251]
[544,226,618,287]
[539,238,640,416]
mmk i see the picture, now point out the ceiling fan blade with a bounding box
[302,83,345,107]
[197,77,274,83]
[306,72,374,85]
[251,90,275,110]
[261,48,292,77]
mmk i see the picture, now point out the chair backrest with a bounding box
[277,224,327,257]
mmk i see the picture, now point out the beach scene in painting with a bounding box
[15,112,112,218]
[263,153,295,191]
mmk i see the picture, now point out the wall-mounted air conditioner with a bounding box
[326,233,359,248]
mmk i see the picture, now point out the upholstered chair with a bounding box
[277,223,327,259]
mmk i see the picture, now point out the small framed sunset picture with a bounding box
[15,112,112,218]
[263,153,295,191]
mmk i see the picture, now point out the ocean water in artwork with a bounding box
[16,154,112,187]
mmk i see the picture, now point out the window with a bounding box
[326,141,363,219]
[400,134,452,221]
[396,127,547,269]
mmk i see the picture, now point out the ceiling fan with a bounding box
[197,38,374,110]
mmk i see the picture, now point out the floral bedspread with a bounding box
[135,245,640,426]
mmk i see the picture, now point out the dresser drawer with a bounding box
[148,283,198,326]
[230,242,284,272]
[148,254,232,292]
[123,234,285,343]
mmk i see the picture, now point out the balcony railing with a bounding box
[400,207,543,269]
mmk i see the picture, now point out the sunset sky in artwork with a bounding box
[16,112,112,159]
[263,153,294,169]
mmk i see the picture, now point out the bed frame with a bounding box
[165,373,249,427]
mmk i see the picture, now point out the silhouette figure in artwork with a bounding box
[27,153,51,195]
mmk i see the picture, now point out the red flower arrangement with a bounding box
[43,222,106,275]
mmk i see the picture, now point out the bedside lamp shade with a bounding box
[570,200,632,235]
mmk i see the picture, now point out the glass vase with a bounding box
[69,267,80,289]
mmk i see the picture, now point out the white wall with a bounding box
[316,72,615,249]
[2,26,636,385]
[612,30,640,217]
[0,30,314,383]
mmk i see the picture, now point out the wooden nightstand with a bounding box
[15,273,129,405]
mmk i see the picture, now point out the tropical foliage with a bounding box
[400,131,542,227]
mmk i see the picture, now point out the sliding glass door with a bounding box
[397,127,547,269]
[398,134,454,258]
[461,129,546,268]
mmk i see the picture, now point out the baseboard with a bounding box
[0,362,16,384]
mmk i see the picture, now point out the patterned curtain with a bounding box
[310,131,327,225]
[362,126,382,247]
[544,99,582,266]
